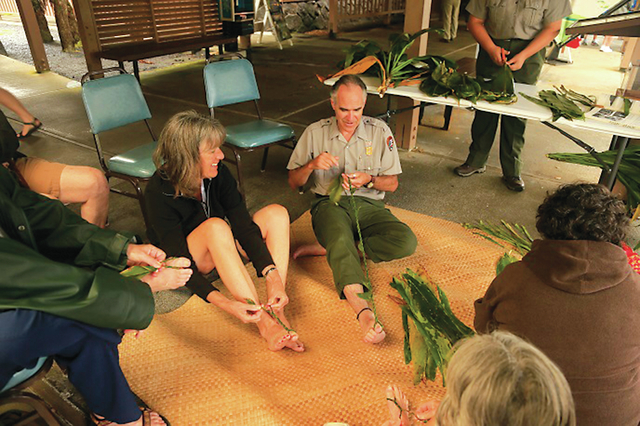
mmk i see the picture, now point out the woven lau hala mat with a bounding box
[118,207,506,425]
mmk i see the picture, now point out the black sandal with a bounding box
[17,118,42,139]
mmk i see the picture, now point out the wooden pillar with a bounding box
[620,37,639,71]
[15,0,49,72]
[329,0,339,37]
[394,0,431,150]
[384,0,392,25]
[71,0,103,75]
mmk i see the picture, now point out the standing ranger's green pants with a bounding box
[311,196,417,298]
[466,38,545,178]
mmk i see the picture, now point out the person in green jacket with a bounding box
[0,165,192,426]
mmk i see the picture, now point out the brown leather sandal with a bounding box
[91,408,170,426]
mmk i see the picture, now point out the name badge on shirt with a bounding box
[365,140,373,156]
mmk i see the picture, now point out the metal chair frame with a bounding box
[205,54,296,197]
[81,68,157,227]
[0,358,60,425]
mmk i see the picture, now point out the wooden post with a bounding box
[620,37,639,71]
[71,0,103,75]
[384,0,391,25]
[15,0,49,72]
[329,0,339,37]
[393,0,431,150]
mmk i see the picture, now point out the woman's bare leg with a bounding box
[252,204,290,282]
[187,217,294,351]
[58,165,110,227]
[252,204,304,352]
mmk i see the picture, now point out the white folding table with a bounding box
[325,76,640,189]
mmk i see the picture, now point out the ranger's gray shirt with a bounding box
[467,0,572,40]
[287,116,401,201]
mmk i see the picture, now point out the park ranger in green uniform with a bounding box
[287,75,417,345]
[454,0,572,191]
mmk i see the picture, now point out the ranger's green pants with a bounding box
[466,38,545,178]
[311,196,417,298]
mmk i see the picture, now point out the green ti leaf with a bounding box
[496,252,519,276]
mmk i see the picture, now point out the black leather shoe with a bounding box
[502,176,525,192]
[454,163,486,177]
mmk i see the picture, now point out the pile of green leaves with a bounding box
[556,85,597,108]
[464,221,533,275]
[463,220,532,256]
[548,145,640,211]
[389,269,474,385]
[420,62,516,104]
[521,86,592,121]
[334,29,447,95]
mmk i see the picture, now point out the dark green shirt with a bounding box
[467,0,572,40]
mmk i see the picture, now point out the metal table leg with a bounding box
[602,135,629,190]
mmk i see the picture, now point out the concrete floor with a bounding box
[0,23,626,424]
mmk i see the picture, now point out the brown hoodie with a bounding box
[475,239,640,426]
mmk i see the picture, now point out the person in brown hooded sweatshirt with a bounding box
[475,183,640,426]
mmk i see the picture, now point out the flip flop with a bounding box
[17,118,42,139]
[91,408,171,426]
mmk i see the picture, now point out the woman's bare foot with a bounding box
[140,257,192,292]
[92,409,166,426]
[258,310,305,352]
[275,308,305,352]
[17,118,42,139]
[292,241,327,259]
[384,385,410,426]
[359,309,386,344]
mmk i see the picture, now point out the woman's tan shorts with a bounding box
[14,157,66,198]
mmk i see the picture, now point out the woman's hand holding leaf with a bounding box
[228,300,263,323]
[265,270,289,310]
[126,243,165,268]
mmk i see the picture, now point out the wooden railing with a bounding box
[328,0,405,34]
[0,0,55,18]
[72,0,229,74]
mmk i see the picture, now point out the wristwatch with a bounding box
[364,176,375,189]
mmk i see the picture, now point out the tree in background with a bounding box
[31,0,54,43]
[49,0,80,52]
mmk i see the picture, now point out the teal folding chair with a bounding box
[203,55,296,197]
[0,357,60,425]
[81,68,157,227]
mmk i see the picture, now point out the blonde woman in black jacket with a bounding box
[144,110,303,352]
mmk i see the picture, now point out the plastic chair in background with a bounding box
[81,68,157,227]
[0,357,60,425]
[203,54,296,197]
